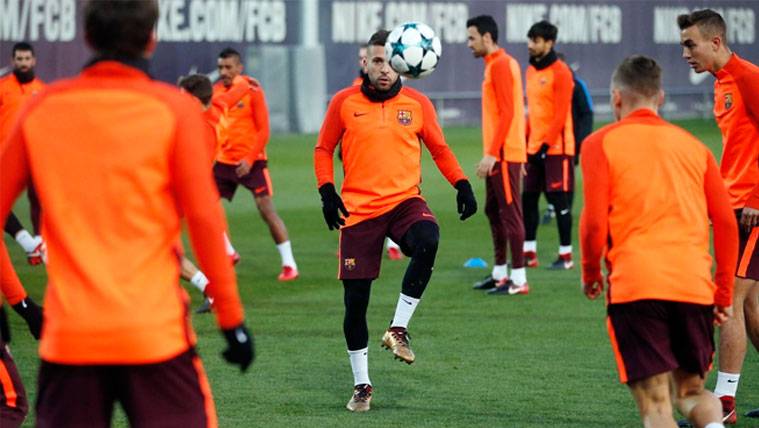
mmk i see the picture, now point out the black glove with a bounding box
[528,143,550,165]
[12,298,42,340]
[455,180,477,221]
[319,183,349,230]
[0,306,10,343]
[222,324,254,372]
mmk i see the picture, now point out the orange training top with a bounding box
[580,109,737,307]
[0,61,243,364]
[202,76,252,163]
[213,76,269,165]
[525,59,575,155]
[713,53,759,210]
[0,73,45,142]
[314,85,467,227]
[0,241,27,306]
[482,48,526,163]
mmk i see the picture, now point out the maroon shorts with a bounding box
[523,154,574,193]
[0,342,28,428]
[36,349,217,428]
[736,210,759,280]
[339,197,436,280]
[606,300,714,384]
[213,160,272,200]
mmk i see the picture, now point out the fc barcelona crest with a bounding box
[397,110,412,126]
[344,258,356,271]
[724,93,733,110]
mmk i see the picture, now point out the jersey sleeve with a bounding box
[314,92,347,187]
[579,132,609,284]
[415,93,467,186]
[0,241,28,305]
[704,152,739,307]
[243,87,270,164]
[734,75,759,209]
[485,59,514,158]
[212,75,251,110]
[170,97,244,329]
[544,64,574,145]
[0,113,31,239]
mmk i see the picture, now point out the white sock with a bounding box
[705,423,725,428]
[391,293,420,329]
[223,232,236,256]
[491,264,508,281]
[510,267,527,286]
[15,230,37,252]
[559,245,572,255]
[386,238,400,250]
[277,240,296,268]
[190,271,209,293]
[523,241,536,253]
[714,371,740,397]
[348,348,371,386]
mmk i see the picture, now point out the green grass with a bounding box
[5,119,758,427]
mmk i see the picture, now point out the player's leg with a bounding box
[545,155,574,269]
[522,161,543,267]
[119,349,218,428]
[502,162,528,293]
[36,362,116,428]
[4,212,44,265]
[0,341,28,428]
[26,184,41,236]
[673,369,724,428]
[213,163,241,264]
[253,194,298,280]
[628,373,678,428]
[475,171,508,290]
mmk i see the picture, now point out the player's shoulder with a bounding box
[330,85,362,105]
[400,86,433,107]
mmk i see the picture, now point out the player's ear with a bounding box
[144,30,157,58]
[656,90,665,108]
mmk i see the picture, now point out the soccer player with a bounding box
[522,21,575,270]
[1,42,45,260]
[0,2,253,426]
[465,15,528,295]
[679,9,759,424]
[213,48,299,281]
[314,30,477,412]
[0,241,42,428]
[582,55,738,428]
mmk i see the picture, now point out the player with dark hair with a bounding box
[214,47,299,281]
[466,15,529,295]
[679,9,759,424]
[582,54,737,428]
[523,20,576,270]
[315,29,476,412]
[352,43,368,86]
[1,1,253,426]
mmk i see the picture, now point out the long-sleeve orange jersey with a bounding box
[525,59,575,155]
[0,74,45,142]
[482,49,526,162]
[213,77,269,165]
[202,76,252,163]
[0,61,244,365]
[580,110,738,308]
[714,53,759,210]
[0,241,28,306]
[314,85,467,227]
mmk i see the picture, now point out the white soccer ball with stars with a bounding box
[385,22,442,79]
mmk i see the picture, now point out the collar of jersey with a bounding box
[529,49,557,70]
[360,75,402,102]
[484,48,505,64]
[715,52,740,81]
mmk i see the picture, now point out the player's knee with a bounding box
[545,192,569,212]
[406,222,439,258]
[522,191,540,207]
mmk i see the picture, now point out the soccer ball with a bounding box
[385,22,442,79]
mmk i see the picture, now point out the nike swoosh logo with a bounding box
[727,379,738,383]
[353,112,368,117]
[421,213,435,218]
[689,69,710,85]
[401,299,413,305]
[560,209,570,215]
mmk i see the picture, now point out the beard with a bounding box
[13,68,35,84]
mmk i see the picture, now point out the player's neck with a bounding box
[620,104,657,120]
[485,44,499,56]
[711,49,733,73]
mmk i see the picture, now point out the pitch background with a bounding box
[5,120,759,427]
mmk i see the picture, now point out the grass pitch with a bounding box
[6,119,759,427]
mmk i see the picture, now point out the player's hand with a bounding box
[235,160,252,178]
[221,324,254,372]
[582,277,604,300]
[714,305,733,326]
[741,207,759,230]
[12,298,42,340]
[455,180,477,221]
[476,155,497,179]
[319,183,349,230]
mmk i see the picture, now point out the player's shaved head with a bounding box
[219,47,242,65]
[178,74,213,106]
[84,0,158,58]
[612,55,661,100]
[677,9,726,43]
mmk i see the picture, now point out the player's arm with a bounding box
[735,75,759,217]
[579,134,609,299]
[543,65,574,147]
[242,88,270,166]
[314,93,349,229]
[477,60,514,178]
[704,153,739,312]
[212,75,252,110]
